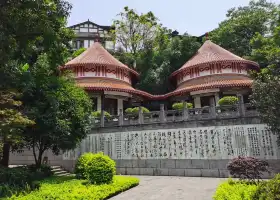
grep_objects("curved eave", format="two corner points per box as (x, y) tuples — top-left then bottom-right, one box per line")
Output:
(165, 80), (253, 98)
(84, 87), (154, 99)
(169, 60), (259, 80)
(59, 63), (140, 79)
(76, 79), (253, 101)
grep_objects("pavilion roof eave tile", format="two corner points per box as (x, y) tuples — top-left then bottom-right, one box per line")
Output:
(170, 59), (259, 79)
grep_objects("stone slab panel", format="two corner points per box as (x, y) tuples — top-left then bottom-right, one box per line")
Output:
(126, 168), (140, 175)
(161, 159), (176, 169)
(146, 160), (160, 168)
(116, 168), (126, 175)
(201, 169), (219, 177)
(137, 160), (146, 168)
(185, 169), (202, 177)
(191, 159), (209, 169)
(139, 168), (154, 176)
(208, 160), (229, 169)
(118, 160), (133, 168)
(175, 160), (192, 169)
(153, 168), (169, 176)
(168, 169), (185, 176)
(219, 170), (229, 178)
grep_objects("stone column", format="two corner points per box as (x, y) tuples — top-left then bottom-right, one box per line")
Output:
(194, 96), (201, 108)
(138, 106), (143, 124)
(215, 93), (220, 106)
(182, 101), (189, 121)
(209, 97), (216, 118)
(160, 104), (166, 123)
(118, 109), (123, 126)
(117, 99), (123, 115)
(97, 96), (102, 111)
(237, 94), (245, 117)
(100, 94), (105, 127)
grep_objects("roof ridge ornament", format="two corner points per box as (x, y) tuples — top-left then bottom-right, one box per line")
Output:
(205, 32), (209, 41)
(94, 33), (101, 43)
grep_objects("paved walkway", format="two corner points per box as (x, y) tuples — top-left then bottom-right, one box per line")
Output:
(111, 176), (225, 200)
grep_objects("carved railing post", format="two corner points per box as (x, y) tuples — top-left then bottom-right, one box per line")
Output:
(237, 94), (245, 117)
(182, 101), (189, 121)
(118, 109), (123, 126)
(160, 104), (166, 123)
(138, 106), (143, 124)
(209, 97), (216, 118)
(100, 109), (105, 127)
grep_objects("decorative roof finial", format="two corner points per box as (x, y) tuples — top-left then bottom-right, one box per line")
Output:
(205, 32), (209, 40)
(94, 33), (101, 42)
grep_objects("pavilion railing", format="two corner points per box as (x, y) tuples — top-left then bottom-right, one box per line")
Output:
(91, 103), (259, 128)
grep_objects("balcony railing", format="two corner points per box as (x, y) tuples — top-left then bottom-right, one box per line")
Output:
(92, 103), (259, 128)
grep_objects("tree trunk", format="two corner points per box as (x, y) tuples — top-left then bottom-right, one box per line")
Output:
(0, 142), (10, 167)
(32, 143), (45, 168)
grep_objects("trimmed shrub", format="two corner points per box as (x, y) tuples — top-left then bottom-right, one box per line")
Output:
(213, 179), (258, 200)
(218, 96), (238, 106)
(125, 107), (150, 114)
(86, 152), (116, 185)
(92, 111), (111, 119)
(124, 108), (133, 113)
(74, 152), (95, 179)
(172, 102), (193, 110)
(227, 156), (270, 181)
(253, 173), (280, 199)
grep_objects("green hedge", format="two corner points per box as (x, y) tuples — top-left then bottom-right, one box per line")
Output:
(213, 179), (257, 200)
(9, 176), (139, 200)
(92, 111), (111, 118)
(218, 96), (239, 106)
(125, 107), (150, 114)
(214, 175), (280, 200)
(172, 102), (193, 110)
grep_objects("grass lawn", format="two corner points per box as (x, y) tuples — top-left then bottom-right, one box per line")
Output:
(8, 175), (139, 200)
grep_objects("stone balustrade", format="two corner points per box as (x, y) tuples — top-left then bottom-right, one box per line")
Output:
(93, 103), (258, 128)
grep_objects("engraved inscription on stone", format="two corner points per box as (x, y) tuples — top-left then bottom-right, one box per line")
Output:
(63, 124), (279, 160)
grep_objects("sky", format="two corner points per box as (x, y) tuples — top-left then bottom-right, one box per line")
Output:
(67, 0), (280, 36)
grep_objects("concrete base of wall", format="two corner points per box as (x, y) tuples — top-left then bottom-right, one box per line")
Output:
(114, 159), (280, 179)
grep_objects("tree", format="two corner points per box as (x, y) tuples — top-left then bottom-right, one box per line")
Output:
(135, 34), (201, 94)
(0, 0), (73, 166)
(0, 90), (34, 166)
(112, 6), (162, 57)
(251, 17), (280, 144)
(72, 48), (86, 58)
(21, 54), (92, 167)
(210, 0), (279, 57)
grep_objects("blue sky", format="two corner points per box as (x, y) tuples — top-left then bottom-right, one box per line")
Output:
(67, 0), (279, 36)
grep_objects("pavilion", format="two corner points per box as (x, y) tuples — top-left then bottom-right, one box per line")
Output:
(60, 42), (152, 115)
(167, 40), (259, 108)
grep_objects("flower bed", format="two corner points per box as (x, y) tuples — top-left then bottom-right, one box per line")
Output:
(9, 175), (139, 200)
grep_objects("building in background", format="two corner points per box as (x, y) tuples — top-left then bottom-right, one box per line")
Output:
(68, 20), (115, 50)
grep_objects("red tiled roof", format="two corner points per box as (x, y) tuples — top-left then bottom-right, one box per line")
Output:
(77, 79), (252, 100)
(62, 42), (139, 77)
(167, 79), (252, 97)
(77, 82), (154, 99)
(170, 40), (259, 78)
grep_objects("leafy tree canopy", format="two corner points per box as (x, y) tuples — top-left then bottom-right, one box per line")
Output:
(210, 0), (279, 57)
(21, 54), (93, 167)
